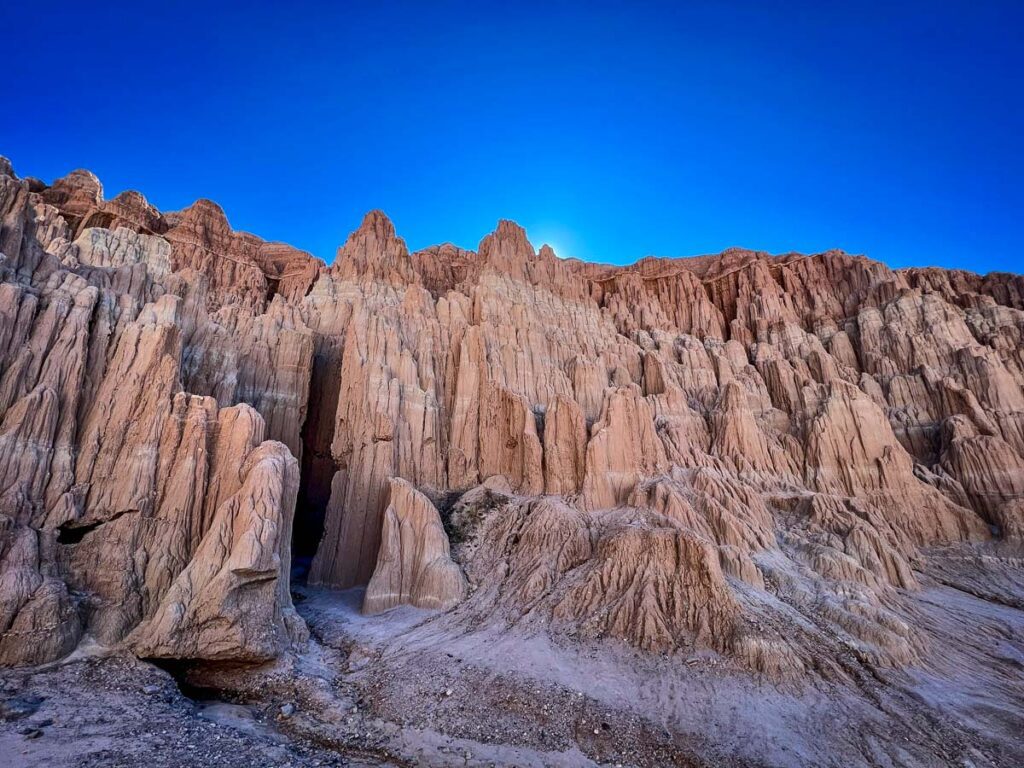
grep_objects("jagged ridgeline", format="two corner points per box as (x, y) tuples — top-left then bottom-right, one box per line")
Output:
(1, 155), (1023, 673)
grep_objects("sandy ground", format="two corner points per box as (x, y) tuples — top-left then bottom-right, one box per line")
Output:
(2, 570), (1022, 768)
(293, 581), (1024, 767)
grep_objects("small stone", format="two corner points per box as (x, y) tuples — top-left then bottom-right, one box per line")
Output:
(280, 703), (295, 717)
(142, 685), (161, 695)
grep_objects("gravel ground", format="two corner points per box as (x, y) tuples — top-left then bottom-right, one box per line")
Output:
(2, 574), (1022, 768)
(0, 652), (385, 768)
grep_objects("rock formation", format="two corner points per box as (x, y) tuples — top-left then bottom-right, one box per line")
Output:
(0, 154), (1023, 684)
(363, 478), (466, 614)
(0, 159), (314, 665)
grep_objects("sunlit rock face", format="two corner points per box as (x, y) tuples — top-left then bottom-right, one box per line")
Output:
(1, 155), (1023, 675)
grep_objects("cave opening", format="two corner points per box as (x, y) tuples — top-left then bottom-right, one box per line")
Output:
(264, 275), (281, 304)
(57, 519), (104, 545)
(290, 344), (344, 583)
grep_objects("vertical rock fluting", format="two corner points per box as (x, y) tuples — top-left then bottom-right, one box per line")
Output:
(307, 212), (450, 588)
(0, 160), (315, 665)
(1, 154), (1023, 674)
(363, 478), (466, 614)
(128, 438), (307, 661)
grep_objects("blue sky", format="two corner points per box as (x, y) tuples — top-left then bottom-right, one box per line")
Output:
(2, 1), (1021, 273)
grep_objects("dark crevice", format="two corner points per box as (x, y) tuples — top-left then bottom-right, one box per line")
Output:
(292, 345), (344, 582)
(57, 516), (109, 544)
(58, 508), (142, 547)
(149, 659), (223, 700)
(264, 275), (280, 304)
(147, 659), (253, 709)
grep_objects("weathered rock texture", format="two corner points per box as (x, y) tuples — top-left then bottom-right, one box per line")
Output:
(363, 478), (466, 614)
(0, 160), (313, 665)
(1, 155), (1023, 678)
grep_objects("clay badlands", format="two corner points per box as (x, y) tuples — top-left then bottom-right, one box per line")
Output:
(0, 156), (1023, 767)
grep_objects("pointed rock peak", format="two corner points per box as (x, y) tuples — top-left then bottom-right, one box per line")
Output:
(356, 209), (398, 238)
(494, 218), (528, 238)
(84, 189), (167, 237)
(0, 156), (14, 178)
(54, 169), (104, 200)
(478, 219), (535, 264)
(339, 209), (407, 256)
(333, 210), (415, 285)
(58, 168), (103, 191)
(539, 244), (557, 260)
(169, 198), (232, 238)
(110, 189), (164, 226)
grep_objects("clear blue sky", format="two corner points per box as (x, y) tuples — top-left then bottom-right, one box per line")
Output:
(2, 2), (1021, 273)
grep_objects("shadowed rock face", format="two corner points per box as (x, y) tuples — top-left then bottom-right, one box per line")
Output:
(0, 155), (1023, 676)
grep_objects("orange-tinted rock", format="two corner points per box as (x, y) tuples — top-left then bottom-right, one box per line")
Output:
(542, 394), (587, 496)
(1, 156), (1023, 680)
(940, 416), (1024, 536)
(552, 508), (740, 652)
(164, 199), (322, 312)
(581, 386), (668, 510)
(331, 210), (418, 286)
(39, 170), (103, 230)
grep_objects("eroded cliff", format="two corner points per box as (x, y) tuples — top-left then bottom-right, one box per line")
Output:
(1, 156), (1023, 682)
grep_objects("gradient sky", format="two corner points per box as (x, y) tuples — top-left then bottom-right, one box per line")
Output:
(2, 1), (1021, 273)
